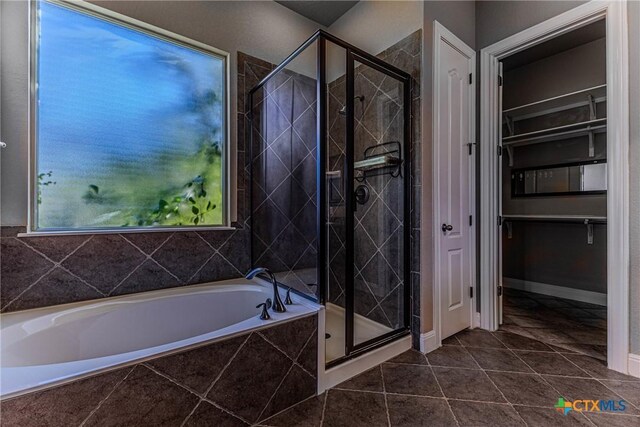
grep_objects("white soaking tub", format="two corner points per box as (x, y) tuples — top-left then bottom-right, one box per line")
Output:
(0, 277), (320, 398)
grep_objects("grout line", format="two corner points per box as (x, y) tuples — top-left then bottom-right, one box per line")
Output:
(179, 400), (202, 427)
(378, 365), (392, 427)
(319, 389), (329, 427)
(428, 365), (460, 426)
(144, 362), (252, 425)
(256, 363), (296, 422)
(79, 366), (136, 426)
(203, 334), (252, 397)
(462, 344), (530, 426)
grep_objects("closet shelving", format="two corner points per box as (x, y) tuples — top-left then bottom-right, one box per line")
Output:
(502, 84), (607, 152)
(501, 85), (608, 240)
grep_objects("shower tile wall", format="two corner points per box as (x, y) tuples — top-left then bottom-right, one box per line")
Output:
(250, 65), (319, 297)
(0, 313), (318, 426)
(0, 52), (268, 313)
(327, 31), (422, 339)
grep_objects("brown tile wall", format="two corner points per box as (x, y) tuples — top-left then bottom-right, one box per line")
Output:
(0, 52), (270, 313)
(0, 314), (318, 426)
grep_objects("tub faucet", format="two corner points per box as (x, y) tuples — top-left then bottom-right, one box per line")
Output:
(245, 267), (286, 313)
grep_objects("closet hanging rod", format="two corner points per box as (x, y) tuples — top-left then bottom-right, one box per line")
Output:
(502, 124), (607, 147)
(502, 214), (607, 224)
(502, 118), (607, 144)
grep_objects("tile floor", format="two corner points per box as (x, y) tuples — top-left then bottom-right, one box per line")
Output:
(258, 291), (639, 426)
(500, 289), (608, 361)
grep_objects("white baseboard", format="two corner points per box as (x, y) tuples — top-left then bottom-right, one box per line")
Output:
(629, 354), (640, 378)
(503, 277), (606, 306)
(419, 330), (439, 353)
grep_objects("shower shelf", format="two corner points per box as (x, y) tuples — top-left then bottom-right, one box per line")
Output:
(355, 141), (403, 181)
(354, 155), (401, 171)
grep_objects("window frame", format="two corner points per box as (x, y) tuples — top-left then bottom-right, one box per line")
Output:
(27, 0), (232, 235)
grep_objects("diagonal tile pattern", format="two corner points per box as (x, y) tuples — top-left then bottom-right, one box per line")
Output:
(501, 288), (609, 361)
(249, 61), (319, 299)
(326, 30), (422, 335)
(260, 328), (640, 427)
(0, 314), (318, 427)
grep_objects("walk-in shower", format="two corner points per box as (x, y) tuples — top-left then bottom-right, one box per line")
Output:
(249, 30), (411, 367)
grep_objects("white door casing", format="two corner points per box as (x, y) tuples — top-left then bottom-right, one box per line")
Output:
(479, 1), (630, 373)
(433, 22), (476, 340)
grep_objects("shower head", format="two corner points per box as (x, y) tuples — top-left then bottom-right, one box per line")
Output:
(338, 95), (365, 115)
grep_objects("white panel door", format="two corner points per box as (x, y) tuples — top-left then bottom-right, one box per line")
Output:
(434, 23), (475, 339)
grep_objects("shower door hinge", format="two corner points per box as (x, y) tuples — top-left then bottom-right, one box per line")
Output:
(497, 145), (503, 156)
(469, 73), (473, 84)
(470, 286), (473, 299)
(497, 286), (503, 297)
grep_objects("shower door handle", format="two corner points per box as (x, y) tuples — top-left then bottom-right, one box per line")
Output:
(441, 223), (453, 233)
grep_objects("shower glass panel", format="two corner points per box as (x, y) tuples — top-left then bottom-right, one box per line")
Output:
(249, 40), (319, 300)
(351, 59), (406, 347)
(249, 31), (411, 367)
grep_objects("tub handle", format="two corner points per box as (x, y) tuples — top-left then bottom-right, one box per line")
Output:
(285, 287), (293, 305)
(256, 298), (272, 320)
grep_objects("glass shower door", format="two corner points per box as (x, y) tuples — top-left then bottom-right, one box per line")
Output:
(346, 52), (410, 353)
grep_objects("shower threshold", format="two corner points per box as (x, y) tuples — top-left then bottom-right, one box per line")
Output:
(324, 303), (393, 363)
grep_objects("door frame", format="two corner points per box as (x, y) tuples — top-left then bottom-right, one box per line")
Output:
(432, 21), (477, 347)
(479, 0), (630, 373)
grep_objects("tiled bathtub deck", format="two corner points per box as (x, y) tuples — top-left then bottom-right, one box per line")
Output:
(261, 329), (640, 427)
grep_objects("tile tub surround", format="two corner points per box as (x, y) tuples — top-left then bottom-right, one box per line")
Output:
(326, 30), (422, 338)
(259, 328), (640, 427)
(0, 52), (271, 313)
(0, 314), (318, 426)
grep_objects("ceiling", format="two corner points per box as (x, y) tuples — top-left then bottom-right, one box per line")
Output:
(275, 1), (359, 26)
(502, 19), (606, 71)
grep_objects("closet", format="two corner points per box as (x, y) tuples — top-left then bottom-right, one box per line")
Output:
(499, 19), (608, 359)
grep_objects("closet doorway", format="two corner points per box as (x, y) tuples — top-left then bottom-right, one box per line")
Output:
(479, 1), (630, 374)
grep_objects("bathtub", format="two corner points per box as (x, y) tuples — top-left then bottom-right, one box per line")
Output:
(0, 277), (320, 398)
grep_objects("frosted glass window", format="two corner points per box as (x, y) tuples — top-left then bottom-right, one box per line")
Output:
(33, 1), (227, 230)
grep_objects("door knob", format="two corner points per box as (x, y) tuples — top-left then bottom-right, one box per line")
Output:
(441, 223), (453, 232)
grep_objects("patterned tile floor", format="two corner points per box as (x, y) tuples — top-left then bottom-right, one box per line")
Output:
(500, 289), (608, 361)
(257, 291), (639, 426)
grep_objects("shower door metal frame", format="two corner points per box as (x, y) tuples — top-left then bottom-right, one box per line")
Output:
(340, 49), (412, 366)
(248, 30), (412, 368)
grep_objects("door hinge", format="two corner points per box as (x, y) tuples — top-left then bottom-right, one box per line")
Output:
(497, 215), (502, 226)
(498, 75), (503, 86)
(497, 285), (503, 297)
(469, 215), (473, 226)
(470, 286), (474, 298)
(497, 145), (503, 156)
(469, 73), (473, 84)
(467, 142), (477, 155)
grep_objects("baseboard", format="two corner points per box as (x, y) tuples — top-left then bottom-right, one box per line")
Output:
(419, 330), (439, 353)
(629, 354), (640, 378)
(503, 277), (606, 306)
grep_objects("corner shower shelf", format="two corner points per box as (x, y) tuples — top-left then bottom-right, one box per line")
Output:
(354, 141), (403, 181)
(354, 155), (401, 171)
